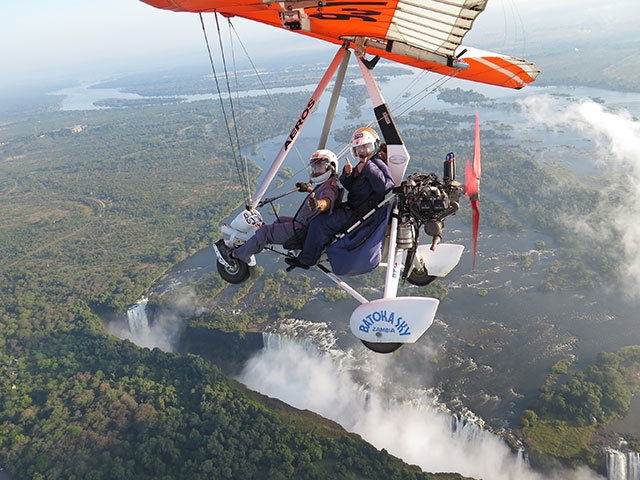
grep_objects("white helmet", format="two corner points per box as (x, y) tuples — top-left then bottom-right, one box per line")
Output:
(309, 149), (338, 184)
(350, 127), (380, 160)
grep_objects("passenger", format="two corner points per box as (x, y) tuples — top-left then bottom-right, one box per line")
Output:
(216, 149), (340, 265)
(285, 127), (395, 270)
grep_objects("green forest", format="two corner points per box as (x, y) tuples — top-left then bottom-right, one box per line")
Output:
(519, 346), (640, 472)
(0, 59), (634, 478)
(0, 87), (482, 479)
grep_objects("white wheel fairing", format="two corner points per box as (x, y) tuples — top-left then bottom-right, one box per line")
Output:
(416, 243), (464, 278)
(350, 297), (439, 345)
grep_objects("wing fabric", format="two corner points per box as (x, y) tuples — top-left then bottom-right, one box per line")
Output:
(139, 0), (539, 89)
(138, 0), (486, 51)
(383, 0), (488, 58)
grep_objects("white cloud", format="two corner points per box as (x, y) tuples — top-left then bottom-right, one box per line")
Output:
(520, 95), (640, 294)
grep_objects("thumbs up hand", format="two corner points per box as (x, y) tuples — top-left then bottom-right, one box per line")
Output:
(343, 157), (353, 175)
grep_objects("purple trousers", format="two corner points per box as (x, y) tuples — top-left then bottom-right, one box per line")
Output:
(233, 216), (304, 263)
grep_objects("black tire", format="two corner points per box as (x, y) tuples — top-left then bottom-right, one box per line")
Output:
(406, 266), (437, 286)
(361, 340), (403, 354)
(216, 257), (250, 284)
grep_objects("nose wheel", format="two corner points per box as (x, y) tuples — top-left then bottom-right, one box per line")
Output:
(361, 340), (403, 354)
(216, 257), (250, 284)
(213, 241), (251, 284)
(406, 266), (436, 286)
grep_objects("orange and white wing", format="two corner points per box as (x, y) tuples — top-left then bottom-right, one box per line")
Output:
(140, 0), (539, 89)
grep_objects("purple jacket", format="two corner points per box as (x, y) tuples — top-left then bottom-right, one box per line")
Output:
(340, 154), (395, 210)
(293, 175), (341, 225)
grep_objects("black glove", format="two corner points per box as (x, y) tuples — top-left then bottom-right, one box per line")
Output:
(296, 182), (312, 192)
(307, 194), (318, 211)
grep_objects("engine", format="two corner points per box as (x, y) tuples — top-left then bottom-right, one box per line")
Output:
(395, 172), (463, 248)
(397, 173), (461, 224)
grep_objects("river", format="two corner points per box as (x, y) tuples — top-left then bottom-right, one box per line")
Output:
(95, 66), (640, 478)
(117, 73), (640, 413)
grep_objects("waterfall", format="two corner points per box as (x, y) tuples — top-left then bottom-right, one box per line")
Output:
(608, 449), (640, 480)
(240, 334), (543, 480)
(263, 318), (338, 353)
(116, 295), (183, 352)
(126, 297), (150, 336)
(632, 453), (640, 480)
(263, 331), (319, 354)
(451, 413), (491, 444)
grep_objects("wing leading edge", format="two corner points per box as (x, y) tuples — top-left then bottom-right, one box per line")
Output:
(139, 0), (539, 89)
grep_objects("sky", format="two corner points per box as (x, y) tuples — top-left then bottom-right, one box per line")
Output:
(1, 0), (322, 88)
(2, 0), (628, 90)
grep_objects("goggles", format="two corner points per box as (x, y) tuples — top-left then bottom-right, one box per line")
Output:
(310, 158), (331, 174)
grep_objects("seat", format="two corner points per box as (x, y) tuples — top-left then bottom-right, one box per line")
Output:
(325, 205), (391, 276)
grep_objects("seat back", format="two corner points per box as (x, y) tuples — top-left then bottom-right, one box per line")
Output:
(326, 205), (391, 276)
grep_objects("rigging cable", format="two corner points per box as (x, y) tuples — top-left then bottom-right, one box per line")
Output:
(390, 69), (462, 118)
(213, 13), (251, 202)
(226, 20), (312, 190)
(198, 12), (252, 204)
(224, 18), (251, 196)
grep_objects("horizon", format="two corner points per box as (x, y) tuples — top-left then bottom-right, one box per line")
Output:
(2, 0), (635, 92)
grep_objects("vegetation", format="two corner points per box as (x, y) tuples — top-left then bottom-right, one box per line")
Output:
(0, 84), (473, 478)
(483, 149), (607, 278)
(189, 269), (314, 333)
(0, 48), (636, 478)
(520, 347), (640, 470)
(436, 88), (491, 106)
(1, 328), (449, 479)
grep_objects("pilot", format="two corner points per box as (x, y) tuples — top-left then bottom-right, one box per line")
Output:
(286, 127), (395, 270)
(216, 149), (341, 265)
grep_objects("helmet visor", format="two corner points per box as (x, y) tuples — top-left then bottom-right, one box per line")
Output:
(310, 158), (331, 175)
(352, 143), (374, 159)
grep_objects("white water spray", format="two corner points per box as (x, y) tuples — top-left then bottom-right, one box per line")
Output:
(520, 94), (640, 296)
(608, 450), (640, 480)
(106, 295), (186, 352)
(238, 335), (603, 480)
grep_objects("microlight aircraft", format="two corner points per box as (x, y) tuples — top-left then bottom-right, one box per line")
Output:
(138, 0), (539, 353)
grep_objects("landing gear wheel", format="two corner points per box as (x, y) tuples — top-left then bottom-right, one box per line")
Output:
(406, 267), (436, 286)
(216, 258), (250, 284)
(361, 340), (403, 354)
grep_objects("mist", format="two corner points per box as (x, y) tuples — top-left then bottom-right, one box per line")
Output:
(238, 339), (604, 480)
(105, 289), (204, 352)
(520, 94), (640, 296)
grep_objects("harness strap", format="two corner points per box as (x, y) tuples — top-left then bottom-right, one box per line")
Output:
(332, 192), (396, 243)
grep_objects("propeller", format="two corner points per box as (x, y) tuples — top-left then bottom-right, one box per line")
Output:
(465, 111), (481, 269)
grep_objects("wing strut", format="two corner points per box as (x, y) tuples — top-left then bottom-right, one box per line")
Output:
(318, 49), (351, 149)
(250, 45), (350, 208)
(317, 264), (369, 304)
(355, 56), (410, 185)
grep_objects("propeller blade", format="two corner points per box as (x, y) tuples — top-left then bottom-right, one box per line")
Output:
(474, 110), (482, 180)
(465, 159), (479, 197)
(471, 200), (480, 270)
(465, 111), (482, 269)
